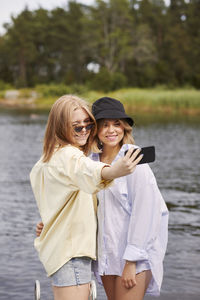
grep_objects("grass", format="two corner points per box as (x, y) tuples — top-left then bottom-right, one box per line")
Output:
(1, 86), (200, 115)
(85, 88), (200, 115)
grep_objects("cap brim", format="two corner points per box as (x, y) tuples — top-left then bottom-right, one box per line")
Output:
(94, 110), (134, 126)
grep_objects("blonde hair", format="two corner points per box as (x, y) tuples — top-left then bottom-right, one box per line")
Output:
(91, 119), (135, 153)
(43, 94), (96, 162)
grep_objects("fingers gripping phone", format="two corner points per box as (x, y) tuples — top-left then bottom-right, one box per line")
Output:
(124, 146), (155, 165)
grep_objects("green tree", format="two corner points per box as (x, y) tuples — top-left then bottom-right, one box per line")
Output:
(48, 2), (90, 84)
(29, 8), (53, 85)
(186, 0), (200, 87)
(0, 36), (13, 84)
(0, 0), (199, 88)
(130, 0), (168, 85)
(126, 24), (158, 86)
(4, 8), (37, 87)
(163, 0), (192, 85)
(88, 0), (134, 74)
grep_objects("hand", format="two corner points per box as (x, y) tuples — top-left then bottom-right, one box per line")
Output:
(113, 147), (142, 178)
(121, 261), (137, 289)
(36, 221), (44, 237)
(102, 148), (142, 180)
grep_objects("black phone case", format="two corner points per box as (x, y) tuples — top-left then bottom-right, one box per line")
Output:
(125, 146), (155, 164)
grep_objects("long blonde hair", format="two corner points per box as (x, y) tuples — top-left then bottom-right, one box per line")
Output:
(43, 95), (96, 162)
(91, 119), (135, 153)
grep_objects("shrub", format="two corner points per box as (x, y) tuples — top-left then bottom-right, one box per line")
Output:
(89, 68), (127, 92)
(0, 80), (13, 91)
(35, 83), (89, 98)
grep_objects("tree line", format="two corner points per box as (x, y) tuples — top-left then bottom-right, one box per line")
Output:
(0, 0), (199, 91)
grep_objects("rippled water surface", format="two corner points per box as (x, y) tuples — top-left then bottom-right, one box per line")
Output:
(0, 111), (200, 299)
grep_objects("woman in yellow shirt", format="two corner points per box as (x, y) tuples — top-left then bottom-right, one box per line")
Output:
(30, 94), (142, 300)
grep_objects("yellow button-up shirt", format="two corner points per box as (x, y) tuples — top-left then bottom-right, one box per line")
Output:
(30, 145), (111, 276)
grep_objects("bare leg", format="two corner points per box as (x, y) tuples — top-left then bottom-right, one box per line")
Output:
(115, 270), (152, 300)
(101, 275), (116, 300)
(52, 283), (90, 300)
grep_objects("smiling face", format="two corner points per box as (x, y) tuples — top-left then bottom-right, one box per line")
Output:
(71, 108), (92, 147)
(97, 119), (125, 149)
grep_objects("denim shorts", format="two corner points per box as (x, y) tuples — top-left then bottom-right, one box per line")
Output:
(50, 257), (92, 287)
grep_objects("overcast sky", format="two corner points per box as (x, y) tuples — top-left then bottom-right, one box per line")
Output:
(0, 0), (94, 34)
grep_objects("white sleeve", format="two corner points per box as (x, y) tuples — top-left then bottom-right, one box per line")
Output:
(123, 164), (163, 261)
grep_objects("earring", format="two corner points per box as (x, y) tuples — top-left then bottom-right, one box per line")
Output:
(98, 139), (103, 149)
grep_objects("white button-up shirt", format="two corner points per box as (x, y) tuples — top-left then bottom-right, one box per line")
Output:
(90, 144), (169, 296)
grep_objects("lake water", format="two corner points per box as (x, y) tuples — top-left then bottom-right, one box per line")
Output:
(0, 110), (200, 300)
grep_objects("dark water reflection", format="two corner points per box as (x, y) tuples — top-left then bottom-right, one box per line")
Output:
(0, 110), (200, 299)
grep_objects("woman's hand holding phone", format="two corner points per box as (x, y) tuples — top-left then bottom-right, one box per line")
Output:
(124, 146), (155, 165)
(101, 148), (142, 180)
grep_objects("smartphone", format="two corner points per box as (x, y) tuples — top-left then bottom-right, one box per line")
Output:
(124, 146), (155, 164)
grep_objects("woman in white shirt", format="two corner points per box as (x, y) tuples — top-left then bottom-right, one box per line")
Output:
(90, 97), (169, 300)
(31, 94), (142, 300)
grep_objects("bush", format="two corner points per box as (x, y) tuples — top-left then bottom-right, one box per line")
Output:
(35, 84), (71, 98)
(89, 68), (127, 92)
(68, 83), (89, 95)
(35, 83), (89, 98)
(110, 72), (127, 91)
(0, 80), (13, 91)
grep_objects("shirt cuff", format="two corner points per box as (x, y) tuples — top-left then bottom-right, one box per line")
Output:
(123, 244), (149, 262)
(99, 178), (113, 188)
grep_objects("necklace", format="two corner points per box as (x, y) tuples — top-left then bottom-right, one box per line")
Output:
(100, 153), (118, 164)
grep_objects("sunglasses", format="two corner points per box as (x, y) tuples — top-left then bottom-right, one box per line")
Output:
(73, 123), (94, 133)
